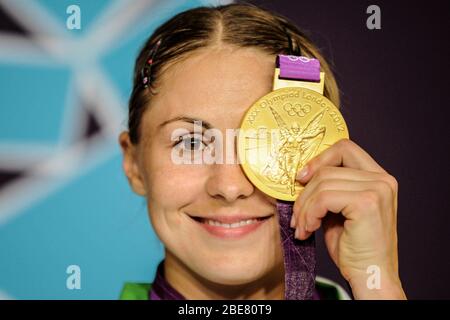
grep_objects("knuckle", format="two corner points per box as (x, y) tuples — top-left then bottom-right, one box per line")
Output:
(314, 166), (331, 181)
(358, 190), (381, 211)
(384, 173), (399, 192)
(315, 177), (339, 194)
(337, 138), (353, 150)
(314, 190), (330, 210)
(316, 179), (330, 192)
(374, 180), (392, 196)
(306, 216), (321, 231)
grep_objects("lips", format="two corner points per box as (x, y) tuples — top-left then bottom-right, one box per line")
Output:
(188, 214), (272, 225)
(187, 213), (273, 239)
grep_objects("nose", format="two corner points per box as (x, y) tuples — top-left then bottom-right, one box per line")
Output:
(206, 163), (254, 203)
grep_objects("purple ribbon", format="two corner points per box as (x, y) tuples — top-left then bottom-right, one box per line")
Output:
(277, 55), (321, 82)
(277, 201), (316, 300)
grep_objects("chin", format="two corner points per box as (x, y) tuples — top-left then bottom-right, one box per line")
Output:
(195, 257), (275, 286)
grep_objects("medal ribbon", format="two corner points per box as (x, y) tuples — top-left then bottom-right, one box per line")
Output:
(277, 55), (321, 82)
(276, 54), (320, 300)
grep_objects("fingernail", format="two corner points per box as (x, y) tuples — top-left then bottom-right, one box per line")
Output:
(290, 215), (296, 228)
(297, 166), (309, 180)
(304, 222), (308, 232)
(294, 228), (300, 239)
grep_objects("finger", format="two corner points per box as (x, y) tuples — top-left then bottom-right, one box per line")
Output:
(293, 177), (364, 228)
(292, 167), (396, 226)
(292, 170), (393, 228)
(322, 213), (345, 261)
(294, 188), (384, 240)
(296, 138), (386, 184)
(295, 180), (371, 234)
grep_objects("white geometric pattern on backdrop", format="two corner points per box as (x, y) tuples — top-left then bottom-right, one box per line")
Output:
(0, 0), (231, 225)
(0, 0), (232, 299)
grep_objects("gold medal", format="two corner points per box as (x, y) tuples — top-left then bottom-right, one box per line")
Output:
(238, 57), (349, 201)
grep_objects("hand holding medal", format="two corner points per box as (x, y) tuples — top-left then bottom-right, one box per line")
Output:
(238, 54), (406, 299)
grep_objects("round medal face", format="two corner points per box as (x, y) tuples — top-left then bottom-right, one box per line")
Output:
(238, 87), (349, 201)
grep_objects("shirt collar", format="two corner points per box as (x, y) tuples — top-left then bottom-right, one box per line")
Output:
(149, 259), (321, 300)
(149, 260), (186, 300)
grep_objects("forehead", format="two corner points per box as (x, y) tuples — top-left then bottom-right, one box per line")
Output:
(148, 45), (275, 130)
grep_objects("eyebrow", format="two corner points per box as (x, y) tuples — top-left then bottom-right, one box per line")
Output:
(157, 116), (213, 130)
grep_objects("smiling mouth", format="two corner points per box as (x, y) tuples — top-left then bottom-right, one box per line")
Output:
(188, 215), (272, 229)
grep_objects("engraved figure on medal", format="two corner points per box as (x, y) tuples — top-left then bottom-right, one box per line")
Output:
(261, 107), (326, 196)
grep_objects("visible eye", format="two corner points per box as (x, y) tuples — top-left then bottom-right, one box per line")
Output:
(174, 134), (207, 151)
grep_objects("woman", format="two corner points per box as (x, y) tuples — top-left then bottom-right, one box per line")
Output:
(118, 3), (406, 300)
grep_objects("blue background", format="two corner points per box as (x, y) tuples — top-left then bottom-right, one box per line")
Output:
(0, 0), (226, 299)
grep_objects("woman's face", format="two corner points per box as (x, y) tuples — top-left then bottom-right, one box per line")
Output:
(121, 45), (284, 286)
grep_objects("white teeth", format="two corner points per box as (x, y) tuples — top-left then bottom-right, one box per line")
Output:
(204, 218), (259, 228)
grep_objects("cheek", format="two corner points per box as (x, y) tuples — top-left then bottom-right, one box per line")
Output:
(143, 150), (208, 245)
(152, 166), (204, 203)
(143, 149), (207, 217)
